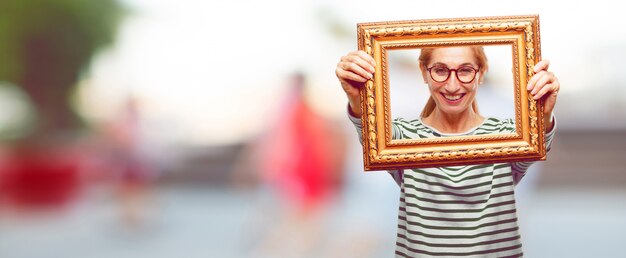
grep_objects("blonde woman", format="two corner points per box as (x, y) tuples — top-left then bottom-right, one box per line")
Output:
(336, 46), (559, 257)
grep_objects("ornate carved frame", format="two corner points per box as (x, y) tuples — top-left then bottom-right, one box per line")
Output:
(357, 15), (545, 171)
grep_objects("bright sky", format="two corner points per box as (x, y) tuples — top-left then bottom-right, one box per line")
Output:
(75, 0), (626, 146)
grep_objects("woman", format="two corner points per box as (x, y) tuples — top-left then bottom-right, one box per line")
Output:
(336, 46), (559, 257)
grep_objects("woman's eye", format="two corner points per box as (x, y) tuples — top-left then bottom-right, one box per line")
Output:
(458, 67), (474, 75)
(433, 67), (448, 75)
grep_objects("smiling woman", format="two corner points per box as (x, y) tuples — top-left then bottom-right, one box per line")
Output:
(349, 16), (557, 171)
(388, 45), (516, 137)
(417, 46), (488, 134)
(335, 15), (562, 256)
(337, 45), (559, 256)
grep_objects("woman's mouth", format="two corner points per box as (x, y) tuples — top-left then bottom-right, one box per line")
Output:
(441, 93), (465, 102)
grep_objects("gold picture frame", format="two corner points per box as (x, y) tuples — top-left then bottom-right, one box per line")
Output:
(357, 15), (546, 171)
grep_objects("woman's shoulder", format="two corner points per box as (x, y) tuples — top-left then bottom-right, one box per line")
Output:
(483, 117), (515, 125)
(475, 117), (516, 134)
(392, 117), (434, 130)
(392, 117), (434, 139)
(393, 117), (420, 125)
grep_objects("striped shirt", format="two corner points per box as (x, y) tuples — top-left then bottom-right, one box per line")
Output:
(349, 114), (555, 257)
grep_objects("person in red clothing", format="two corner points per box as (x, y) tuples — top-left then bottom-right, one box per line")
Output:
(259, 72), (344, 212)
(234, 72), (348, 256)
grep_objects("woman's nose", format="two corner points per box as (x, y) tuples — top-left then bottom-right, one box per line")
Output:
(444, 71), (462, 92)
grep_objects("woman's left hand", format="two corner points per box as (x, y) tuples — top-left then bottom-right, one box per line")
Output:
(527, 59), (559, 130)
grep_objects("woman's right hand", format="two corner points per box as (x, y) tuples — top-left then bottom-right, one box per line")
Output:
(335, 50), (376, 117)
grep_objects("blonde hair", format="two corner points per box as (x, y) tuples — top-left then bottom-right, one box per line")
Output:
(418, 46), (488, 118)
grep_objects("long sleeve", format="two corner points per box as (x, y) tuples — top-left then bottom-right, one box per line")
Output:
(347, 107), (364, 144)
(511, 114), (557, 184)
(348, 106), (404, 186)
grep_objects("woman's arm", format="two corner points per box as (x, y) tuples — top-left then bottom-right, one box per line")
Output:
(339, 50), (429, 187)
(511, 114), (557, 184)
(512, 59), (560, 184)
(347, 109), (403, 186)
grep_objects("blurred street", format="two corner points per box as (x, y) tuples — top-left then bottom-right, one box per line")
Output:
(2, 130), (626, 258)
(1, 1), (626, 258)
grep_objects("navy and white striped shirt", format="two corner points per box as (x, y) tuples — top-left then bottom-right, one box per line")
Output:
(350, 114), (555, 257)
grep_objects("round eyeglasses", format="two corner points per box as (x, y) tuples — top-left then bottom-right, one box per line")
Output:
(427, 66), (479, 83)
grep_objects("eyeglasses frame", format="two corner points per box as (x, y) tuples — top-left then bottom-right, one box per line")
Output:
(426, 65), (481, 83)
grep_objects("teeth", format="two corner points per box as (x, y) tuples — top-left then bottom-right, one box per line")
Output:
(443, 94), (462, 101)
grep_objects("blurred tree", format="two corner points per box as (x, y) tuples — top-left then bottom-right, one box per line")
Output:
(0, 0), (123, 141)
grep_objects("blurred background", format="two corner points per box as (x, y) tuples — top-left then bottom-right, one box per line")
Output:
(0, 0), (625, 258)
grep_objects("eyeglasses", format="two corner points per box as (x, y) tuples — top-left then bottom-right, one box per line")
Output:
(427, 65), (479, 83)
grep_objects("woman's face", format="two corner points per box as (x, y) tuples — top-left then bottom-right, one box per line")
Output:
(421, 47), (482, 116)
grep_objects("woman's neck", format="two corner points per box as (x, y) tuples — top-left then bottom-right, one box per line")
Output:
(422, 108), (484, 134)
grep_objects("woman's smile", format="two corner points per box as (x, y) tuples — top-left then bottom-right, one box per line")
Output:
(441, 93), (465, 102)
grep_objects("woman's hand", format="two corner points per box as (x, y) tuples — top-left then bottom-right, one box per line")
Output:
(335, 50), (376, 117)
(527, 59), (559, 131)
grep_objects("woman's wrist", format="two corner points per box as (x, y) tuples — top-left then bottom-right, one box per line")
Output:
(545, 112), (555, 133)
(348, 99), (362, 117)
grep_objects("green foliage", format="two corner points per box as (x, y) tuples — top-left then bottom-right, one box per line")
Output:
(0, 0), (124, 138)
(0, 0), (123, 83)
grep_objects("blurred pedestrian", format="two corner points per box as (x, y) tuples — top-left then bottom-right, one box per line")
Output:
(233, 72), (348, 257)
(104, 96), (156, 229)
